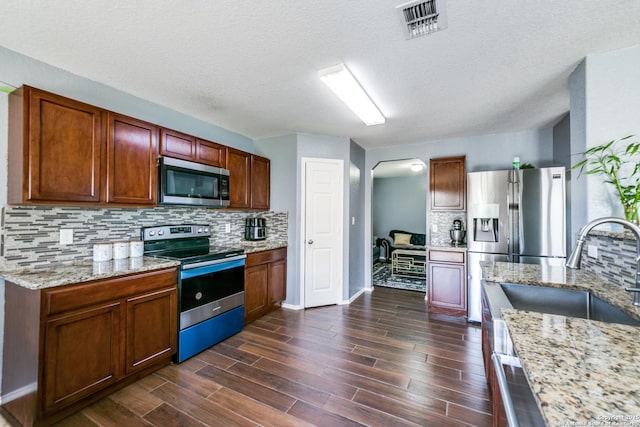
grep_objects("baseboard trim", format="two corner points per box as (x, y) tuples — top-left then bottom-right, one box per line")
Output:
(340, 288), (364, 305)
(281, 302), (303, 310)
(1, 381), (37, 405)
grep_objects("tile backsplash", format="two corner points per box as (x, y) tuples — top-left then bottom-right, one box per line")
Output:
(429, 211), (467, 245)
(580, 230), (638, 289)
(0, 206), (287, 269)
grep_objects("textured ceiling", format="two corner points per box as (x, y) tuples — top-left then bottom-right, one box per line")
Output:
(2, 1), (640, 149)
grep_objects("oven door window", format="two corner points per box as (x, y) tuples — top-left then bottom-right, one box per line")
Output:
(180, 264), (244, 312)
(165, 166), (219, 200)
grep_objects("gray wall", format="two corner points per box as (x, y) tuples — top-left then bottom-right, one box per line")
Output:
(0, 46), (253, 152)
(254, 135), (299, 305)
(568, 45), (640, 237)
(349, 140), (366, 298)
(372, 175), (427, 239)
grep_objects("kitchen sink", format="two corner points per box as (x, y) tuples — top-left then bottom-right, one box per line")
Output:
(500, 283), (640, 326)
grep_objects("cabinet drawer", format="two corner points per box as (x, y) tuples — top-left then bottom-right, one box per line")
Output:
(428, 250), (465, 264)
(245, 247), (287, 267)
(44, 268), (177, 315)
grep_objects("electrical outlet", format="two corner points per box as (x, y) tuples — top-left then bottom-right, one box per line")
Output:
(432, 223), (438, 233)
(351, 217), (356, 225)
(587, 245), (598, 259)
(225, 223), (231, 233)
(60, 229), (73, 245)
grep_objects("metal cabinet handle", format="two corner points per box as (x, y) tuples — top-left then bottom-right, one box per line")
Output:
(492, 353), (521, 427)
(308, 239), (314, 244)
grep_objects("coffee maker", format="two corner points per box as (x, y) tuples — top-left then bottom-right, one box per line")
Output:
(244, 217), (266, 241)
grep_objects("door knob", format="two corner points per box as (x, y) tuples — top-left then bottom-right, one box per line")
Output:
(308, 239), (314, 244)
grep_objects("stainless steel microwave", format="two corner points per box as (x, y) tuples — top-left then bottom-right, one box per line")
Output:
(158, 157), (230, 208)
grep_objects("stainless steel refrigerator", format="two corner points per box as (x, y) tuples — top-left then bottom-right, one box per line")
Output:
(466, 167), (567, 322)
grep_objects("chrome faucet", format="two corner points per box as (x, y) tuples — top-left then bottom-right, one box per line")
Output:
(566, 217), (640, 306)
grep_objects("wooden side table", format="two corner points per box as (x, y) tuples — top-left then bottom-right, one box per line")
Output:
(391, 249), (427, 278)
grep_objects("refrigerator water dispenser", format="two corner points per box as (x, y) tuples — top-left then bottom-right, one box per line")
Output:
(474, 218), (499, 242)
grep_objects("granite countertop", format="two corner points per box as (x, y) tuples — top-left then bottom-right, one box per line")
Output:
(427, 242), (467, 251)
(0, 242), (287, 290)
(232, 240), (288, 253)
(0, 257), (181, 290)
(482, 261), (640, 425)
(502, 309), (640, 425)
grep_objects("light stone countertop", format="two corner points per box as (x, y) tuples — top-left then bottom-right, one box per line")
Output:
(0, 242), (288, 290)
(502, 309), (640, 425)
(482, 261), (640, 425)
(228, 240), (288, 254)
(427, 243), (467, 252)
(0, 257), (181, 290)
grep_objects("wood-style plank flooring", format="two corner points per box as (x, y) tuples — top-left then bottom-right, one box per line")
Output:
(50, 287), (492, 426)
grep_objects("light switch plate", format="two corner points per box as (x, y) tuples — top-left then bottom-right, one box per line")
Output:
(587, 245), (598, 259)
(60, 229), (73, 245)
(225, 223), (231, 233)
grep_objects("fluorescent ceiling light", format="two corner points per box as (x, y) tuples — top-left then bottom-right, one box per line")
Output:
(410, 163), (424, 172)
(319, 64), (385, 126)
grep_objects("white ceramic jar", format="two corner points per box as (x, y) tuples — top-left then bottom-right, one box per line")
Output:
(130, 240), (144, 258)
(113, 241), (129, 260)
(93, 243), (113, 262)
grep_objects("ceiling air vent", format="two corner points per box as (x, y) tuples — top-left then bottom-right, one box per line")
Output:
(397, 0), (447, 39)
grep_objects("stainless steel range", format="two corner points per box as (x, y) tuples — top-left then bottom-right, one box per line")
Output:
(142, 224), (246, 363)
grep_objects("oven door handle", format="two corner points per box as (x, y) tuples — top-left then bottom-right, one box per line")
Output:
(181, 255), (246, 278)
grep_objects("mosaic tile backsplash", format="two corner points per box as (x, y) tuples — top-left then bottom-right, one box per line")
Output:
(0, 206), (288, 269)
(580, 230), (638, 289)
(429, 211), (468, 245)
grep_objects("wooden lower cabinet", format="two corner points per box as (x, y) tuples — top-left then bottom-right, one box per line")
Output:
(244, 248), (287, 324)
(427, 249), (467, 316)
(1, 267), (177, 426)
(43, 302), (122, 414)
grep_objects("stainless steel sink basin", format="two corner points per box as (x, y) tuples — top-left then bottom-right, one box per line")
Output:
(500, 283), (640, 326)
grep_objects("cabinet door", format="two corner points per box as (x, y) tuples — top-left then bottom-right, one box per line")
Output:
(244, 264), (269, 323)
(428, 262), (467, 315)
(268, 259), (287, 306)
(159, 128), (195, 161)
(196, 139), (226, 167)
(227, 148), (251, 209)
(250, 155), (270, 210)
(125, 287), (177, 374)
(107, 113), (158, 205)
(430, 156), (466, 210)
(26, 87), (105, 203)
(43, 302), (121, 414)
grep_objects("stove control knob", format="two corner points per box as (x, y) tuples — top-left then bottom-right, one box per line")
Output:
(149, 231), (156, 236)
(158, 230), (164, 236)
(197, 227), (203, 233)
(204, 227), (210, 233)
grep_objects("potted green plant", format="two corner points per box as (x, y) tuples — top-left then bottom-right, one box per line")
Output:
(572, 135), (640, 225)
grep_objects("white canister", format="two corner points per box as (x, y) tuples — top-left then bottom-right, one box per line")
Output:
(93, 243), (113, 262)
(130, 240), (144, 258)
(113, 241), (129, 260)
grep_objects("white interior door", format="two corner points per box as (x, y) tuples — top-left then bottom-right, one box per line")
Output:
(302, 157), (343, 308)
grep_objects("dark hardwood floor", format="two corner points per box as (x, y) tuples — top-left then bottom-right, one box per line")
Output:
(50, 287), (492, 427)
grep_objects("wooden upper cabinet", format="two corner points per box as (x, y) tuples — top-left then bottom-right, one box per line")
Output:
(430, 156), (466, 211)
(250, 154), (270, 210)
(159, 128), (226, 167)
(227, 148), (252, 209)
(10, 86), (105, 203)
(195, 139), (226, 167)
(159, 128), (195, 161)
(107, 113), (158, 205)
(226, 148), (271, 210)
